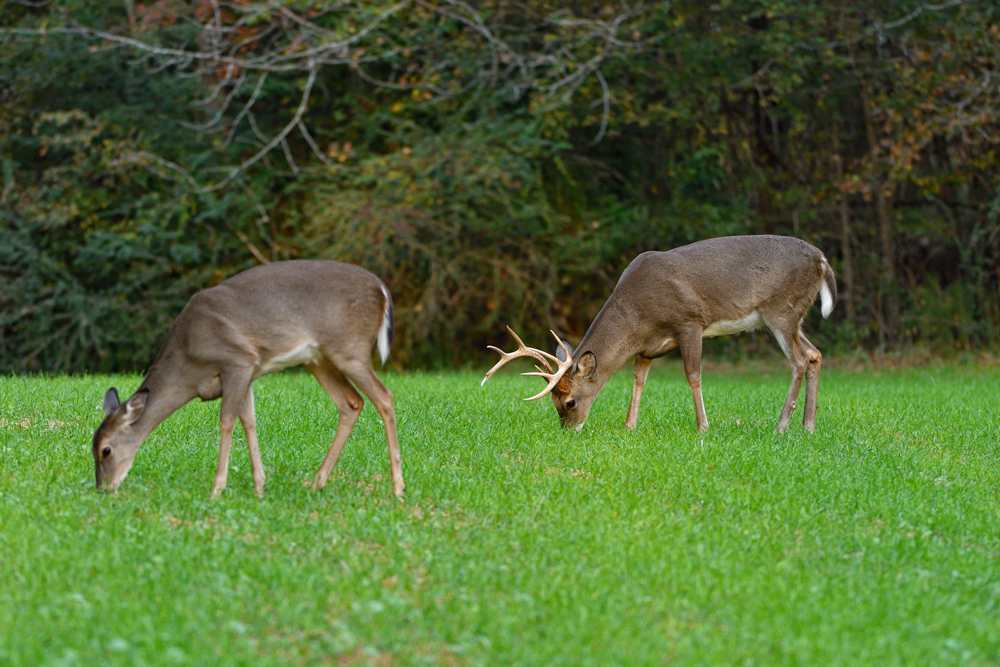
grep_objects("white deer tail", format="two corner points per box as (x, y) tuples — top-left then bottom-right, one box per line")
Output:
(377, 284), (393, 365)
(819, 258), (837, 319)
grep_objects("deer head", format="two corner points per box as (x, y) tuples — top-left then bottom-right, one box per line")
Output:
(92, 387), (148, 491)
(481, 326), (599, 430)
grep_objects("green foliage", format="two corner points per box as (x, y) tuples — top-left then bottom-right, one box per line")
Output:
(2, 0), (998, 371)
(298, 119), (754, 366)
(0, 20), (272, 373)
(299, 120), (561, 367)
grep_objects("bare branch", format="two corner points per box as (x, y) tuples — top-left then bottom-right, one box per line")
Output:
(296, 119), (338, 168)
(264, 0), (413, 68)
(196, 62), (236, 107)
(109, 151), (199, 190)
(880, 0), (967, 30)
(221, 72), (269, 149)
(724, 0), (969, 90)
(182, 67), (248, 131)
(246, 111), (271, 146)
(955, 72), (992, 112)
(202, 63), (319, 192)
(280, 136), (299, 174)
(354, 64), (445, 95)
(2, 0), (657, 190)
(234, 229), (271, 264)
(587, 68), (610, 146)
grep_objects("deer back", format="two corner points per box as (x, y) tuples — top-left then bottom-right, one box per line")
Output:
(588, 235), (828, 354)
(160, 260), (391, 379)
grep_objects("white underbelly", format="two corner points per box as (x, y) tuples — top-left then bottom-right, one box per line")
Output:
(703, 309), (764, 338)
(257, 342), (324, 375)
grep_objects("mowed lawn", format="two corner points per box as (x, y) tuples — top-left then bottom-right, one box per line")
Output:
(1, 362), (998, 666)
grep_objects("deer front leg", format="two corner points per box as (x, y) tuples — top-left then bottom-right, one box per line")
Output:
(625, 356), (653, 430)
(677, 327), (709, 433)
(238, 385), (266, 498)
(212, 371), (252, 498)
(212, 423), (234, 498)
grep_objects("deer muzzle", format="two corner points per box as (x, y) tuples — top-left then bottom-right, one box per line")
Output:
(95, 459), (132, 492)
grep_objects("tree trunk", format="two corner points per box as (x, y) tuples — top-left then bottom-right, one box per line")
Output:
(831, 116), (854, 322)
(860, 80), (896, 347)
(124, 0), (135, 28)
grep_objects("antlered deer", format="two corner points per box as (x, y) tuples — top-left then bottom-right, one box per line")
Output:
(482, 235), (837, 433)
(92, 260), (404, 498)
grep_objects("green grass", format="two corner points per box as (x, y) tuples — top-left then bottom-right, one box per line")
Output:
(1, 362), (999, 666)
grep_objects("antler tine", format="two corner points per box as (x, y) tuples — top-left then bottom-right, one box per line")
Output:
(550, 329), (573, 363)
(481, 346), (514, 387)
(521, 330), (575, 401)
(504, 325), (528, 351)
(480, 326), (557, 387)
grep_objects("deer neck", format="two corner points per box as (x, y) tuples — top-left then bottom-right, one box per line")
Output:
(576, 299), (645, 389)
(130, 349), (199, 442)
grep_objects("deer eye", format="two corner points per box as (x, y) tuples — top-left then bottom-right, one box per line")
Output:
(102, 447), (112, 457)
(565, 399), (577, 410)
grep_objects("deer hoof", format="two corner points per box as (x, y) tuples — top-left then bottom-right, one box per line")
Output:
(310, 473), (326, 493)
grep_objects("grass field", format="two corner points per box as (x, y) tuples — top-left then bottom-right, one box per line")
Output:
(1, 362), (998, 666)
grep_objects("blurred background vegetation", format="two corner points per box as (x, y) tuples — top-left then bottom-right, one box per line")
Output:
(1, 0), (998, 373)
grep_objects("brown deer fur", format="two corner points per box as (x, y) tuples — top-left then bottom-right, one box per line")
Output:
(92, 260), (403, 498)
(486, 235), (837, 434)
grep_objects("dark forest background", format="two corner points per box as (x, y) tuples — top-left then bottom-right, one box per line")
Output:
(2, 0), (998, 373)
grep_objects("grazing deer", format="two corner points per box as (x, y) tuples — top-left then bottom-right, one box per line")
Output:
(482, 235), (837, 434)
(92, 260), (404, 498)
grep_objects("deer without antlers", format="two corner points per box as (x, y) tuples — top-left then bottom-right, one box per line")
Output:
(92, 260), (404, 498)
(482, 235), (837, 434)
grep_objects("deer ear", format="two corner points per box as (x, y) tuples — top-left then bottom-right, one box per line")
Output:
(556, 340), (575, 362)
(123, 390), (149, 425)
(573, 351), (596, 381)
(103, 388), (121, 416)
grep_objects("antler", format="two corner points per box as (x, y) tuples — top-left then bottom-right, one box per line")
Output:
(481, 326), (574, 401)
(520, 331), (574, 401)
(481, 326), (556, 386)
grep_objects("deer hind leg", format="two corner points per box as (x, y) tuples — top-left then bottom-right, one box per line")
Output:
(764, 315), (809, 434)
(677, 326), (709, 433)
(238, 384), (266, 498)
(337, 358), (404, 498)
(625, 356), (653, 431)
(212, 370), (253, 498)
(799, 331), (823, 434)
(306, 359), (365, 492)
